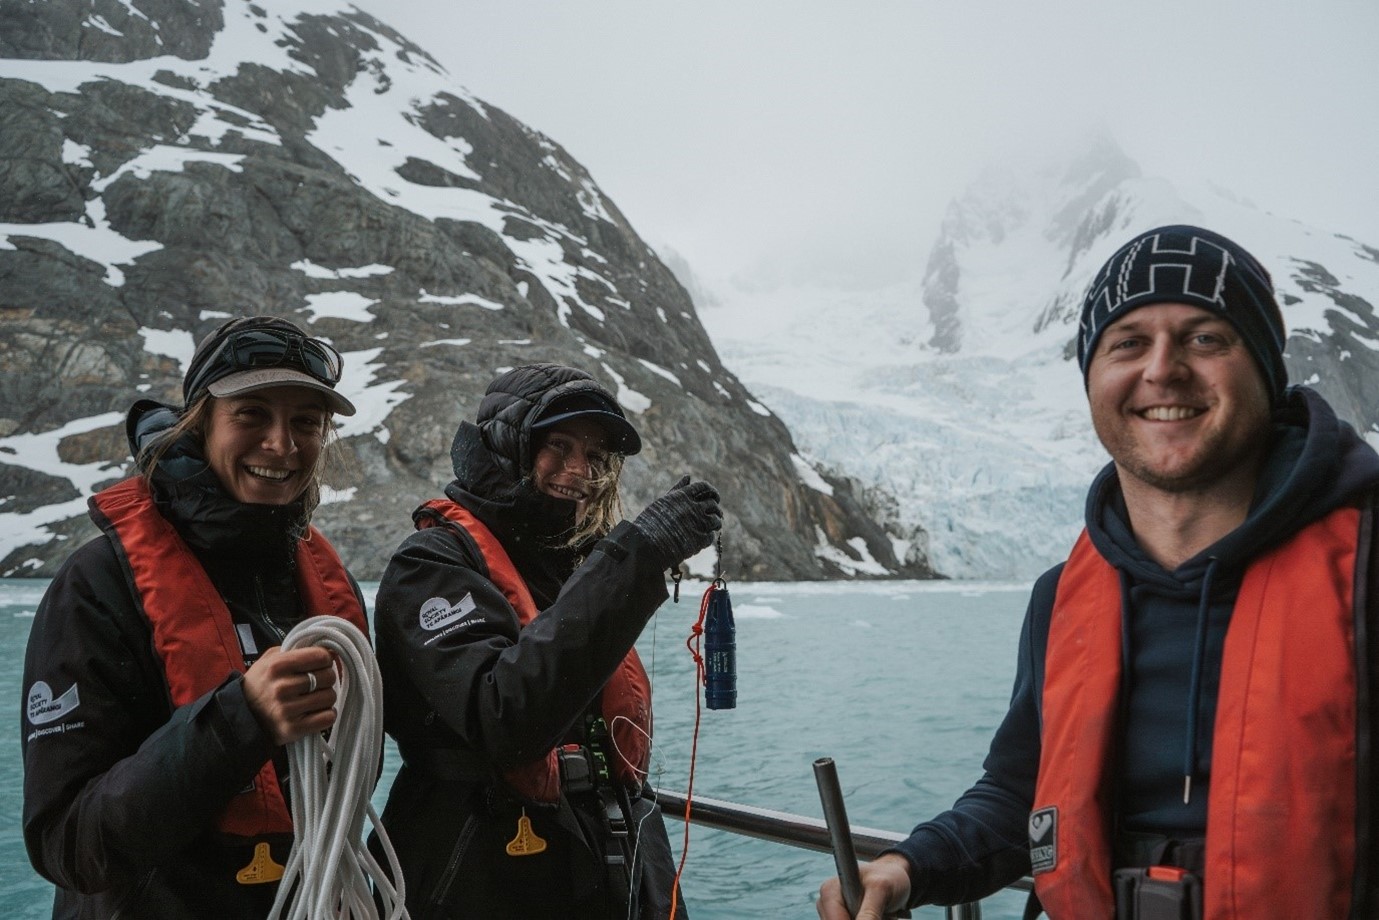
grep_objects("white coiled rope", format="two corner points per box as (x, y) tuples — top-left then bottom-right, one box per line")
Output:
(268, 616), (409, 920)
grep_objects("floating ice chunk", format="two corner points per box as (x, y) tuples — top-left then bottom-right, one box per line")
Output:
(733, 605), (785, 620)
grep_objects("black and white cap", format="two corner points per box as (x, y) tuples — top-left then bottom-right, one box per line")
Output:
(1077, 225), (1287, 403)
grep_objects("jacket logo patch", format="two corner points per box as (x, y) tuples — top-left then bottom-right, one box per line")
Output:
(1029, 807), (1057, 874)
(420, 593), (476, 631)
(27, 680), (80, 726)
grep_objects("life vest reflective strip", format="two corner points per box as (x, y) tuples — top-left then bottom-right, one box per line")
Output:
(1032, 507), (1360, 920)
(90, 477), (368, 838)
(416, 498), (652, 802)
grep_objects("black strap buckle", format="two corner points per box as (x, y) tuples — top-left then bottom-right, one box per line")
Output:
(557, 744), (597, 796)
(1113, 866), (1202, 920)
(601, 789), (628, 839)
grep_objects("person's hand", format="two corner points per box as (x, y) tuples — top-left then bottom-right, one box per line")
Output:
(632, 475), (722, 567)
(242, 645), (339, 745)
(817, 853), (913, 919)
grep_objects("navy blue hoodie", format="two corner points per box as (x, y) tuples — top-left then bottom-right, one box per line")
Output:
(888, 386), (1379, 908)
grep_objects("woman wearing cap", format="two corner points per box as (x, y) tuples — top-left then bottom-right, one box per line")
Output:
(371, 363), (721, 919)
(21, 316), (368, 919)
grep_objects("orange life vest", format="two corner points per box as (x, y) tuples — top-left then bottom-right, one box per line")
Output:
(1031, 506), (1360, 919)
(416, 498), (652, 802)
(91, 477), (368, 838)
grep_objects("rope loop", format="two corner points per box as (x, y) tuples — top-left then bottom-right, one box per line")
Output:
(268, 616), (409, 920)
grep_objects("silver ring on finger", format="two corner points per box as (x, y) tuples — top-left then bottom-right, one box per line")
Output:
(305, 671), (317, 694)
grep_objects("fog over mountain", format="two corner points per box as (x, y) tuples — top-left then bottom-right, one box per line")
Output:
(696, 134), (1379, 578)
(0, 0), (931, 581)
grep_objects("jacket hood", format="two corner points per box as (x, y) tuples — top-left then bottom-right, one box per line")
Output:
(458, 363), (632, 484)
(1087, 385), (1379, 588)
(445, 421), (583, 551)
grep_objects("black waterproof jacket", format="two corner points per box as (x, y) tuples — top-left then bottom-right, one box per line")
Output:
(20, 401), (366, 919)
(888, 386), (1379, 914)
(371, 364), (686, 920)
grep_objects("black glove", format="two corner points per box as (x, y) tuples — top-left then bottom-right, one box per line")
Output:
(633, 475), (722, 567)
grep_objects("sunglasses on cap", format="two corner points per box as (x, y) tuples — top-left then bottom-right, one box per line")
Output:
(184, 327), (343, 401)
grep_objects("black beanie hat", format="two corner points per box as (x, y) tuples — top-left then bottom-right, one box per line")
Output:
(1077, 225), (1287, 404)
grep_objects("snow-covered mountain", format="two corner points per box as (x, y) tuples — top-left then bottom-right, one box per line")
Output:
(3, 2), (1372, 582)
(0, 0), (933, 581)
(698, 136), (1379, 579)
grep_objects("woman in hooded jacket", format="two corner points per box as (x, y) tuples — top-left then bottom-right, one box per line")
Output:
(21, 316), (369, 919)
(370, 363), (721, 920)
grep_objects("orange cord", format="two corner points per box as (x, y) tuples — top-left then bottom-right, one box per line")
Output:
(668, 583), (715, 917)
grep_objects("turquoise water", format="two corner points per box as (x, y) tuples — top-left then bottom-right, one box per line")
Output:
(3, 578), (1032, 919)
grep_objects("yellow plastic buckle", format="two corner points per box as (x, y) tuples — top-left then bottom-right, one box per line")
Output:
(505, 809), (549, 857)
(236, 841), (285, 885)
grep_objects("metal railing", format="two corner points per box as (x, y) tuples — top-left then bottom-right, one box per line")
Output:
(655, 788), (1033, 920)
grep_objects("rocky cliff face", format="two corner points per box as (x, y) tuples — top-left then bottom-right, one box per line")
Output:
(0, 0), (934, 580)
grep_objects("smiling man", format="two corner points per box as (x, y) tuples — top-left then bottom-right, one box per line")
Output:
(818, 225), (1379, 920)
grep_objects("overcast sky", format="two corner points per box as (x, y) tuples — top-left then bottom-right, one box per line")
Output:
(349, 1), (1379, 291)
